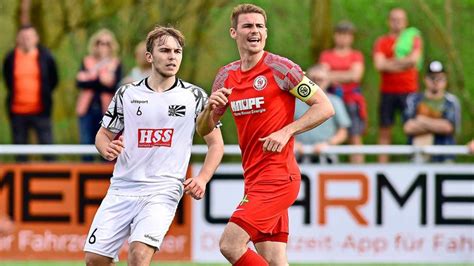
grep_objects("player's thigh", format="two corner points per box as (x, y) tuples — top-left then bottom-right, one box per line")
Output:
(220, 221), (251, 248)
(129, 194), (180, 250)
(84, 194), (137, 260)
(255, 241), (288, 266)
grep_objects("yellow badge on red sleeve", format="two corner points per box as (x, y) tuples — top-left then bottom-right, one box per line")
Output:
(290, 76), (320, 102)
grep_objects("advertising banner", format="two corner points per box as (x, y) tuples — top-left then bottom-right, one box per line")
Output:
(0, 164), (192, 261)
(191, 164), (474, 263)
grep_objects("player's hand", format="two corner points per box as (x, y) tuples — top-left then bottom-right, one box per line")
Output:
(183, 177), (207, 200)
(103, 135), (124, 161)
(259, 129), (291, 153)
(207, 88), (232, 111)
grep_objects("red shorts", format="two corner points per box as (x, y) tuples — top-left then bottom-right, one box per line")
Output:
(229, 176), (300, 243)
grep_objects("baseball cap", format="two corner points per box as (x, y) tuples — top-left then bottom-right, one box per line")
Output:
(334, 20), (356, 33)
(427, 60), (445, 74)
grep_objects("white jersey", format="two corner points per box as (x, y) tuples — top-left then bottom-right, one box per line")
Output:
(101, 77), (208, 196)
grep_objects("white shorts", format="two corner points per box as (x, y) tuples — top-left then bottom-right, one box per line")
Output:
(83, 188), (182, 261)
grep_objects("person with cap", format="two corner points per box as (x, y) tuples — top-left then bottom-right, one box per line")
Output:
(373, 8), (423, 163)
(403, 60), (461, 162)
(319, 20), (366, 163)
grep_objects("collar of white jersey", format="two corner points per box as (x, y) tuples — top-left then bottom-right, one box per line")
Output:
(144, 77), (180, 92)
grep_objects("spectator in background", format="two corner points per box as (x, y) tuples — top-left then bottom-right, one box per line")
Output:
(2, 25), (58, 162)
(403, 61), (461, 162)
(76, 28), (122, 161)
(320, 20), (366, 163)
(120, 41), (151, 84)
(294, 65), (351, 164)
(373, 8), (423, 163)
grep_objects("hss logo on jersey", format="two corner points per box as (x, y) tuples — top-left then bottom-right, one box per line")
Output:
(138, 128), (174, 147)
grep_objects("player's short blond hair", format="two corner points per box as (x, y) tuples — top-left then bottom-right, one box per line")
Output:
(230, 4), (267, 29)
(146, 26), (185, 53)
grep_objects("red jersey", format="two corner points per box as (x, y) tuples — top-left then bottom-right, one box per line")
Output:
(319, 49), (364, 94)
(213, 52), (303, 187)
(373, 34), (422, 94)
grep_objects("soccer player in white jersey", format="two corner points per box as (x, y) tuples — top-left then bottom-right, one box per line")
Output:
(83, 26), (224, 265)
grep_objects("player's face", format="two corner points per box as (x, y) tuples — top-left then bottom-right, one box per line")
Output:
(146, 36), (182, 78)
(230, 13), (267, 55)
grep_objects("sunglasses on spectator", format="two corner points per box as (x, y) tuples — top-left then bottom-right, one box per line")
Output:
(427, 76), (446, 82)
(96, 40), (111, 46)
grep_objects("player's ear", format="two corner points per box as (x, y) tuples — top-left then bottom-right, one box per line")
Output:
(230, 27), (237, 39)
(145, 51), (153, 63)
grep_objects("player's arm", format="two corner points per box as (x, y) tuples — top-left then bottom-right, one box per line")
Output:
(196, 68), (231, 136)
(184, 128), (224, 200)
(95, 127), (124, 161)
(196, 88), (231, 137)
(259, 76), (335, 152)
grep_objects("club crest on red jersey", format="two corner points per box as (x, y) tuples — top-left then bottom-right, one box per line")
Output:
(138, 128), (174, 148)
(253, 75), (267, 91)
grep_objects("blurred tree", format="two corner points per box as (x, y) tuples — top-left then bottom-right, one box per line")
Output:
(310, 0), (332, 61)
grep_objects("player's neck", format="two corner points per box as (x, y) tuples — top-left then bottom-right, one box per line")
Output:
(148, 72), (176, 92)
(240, 50), (264, 72)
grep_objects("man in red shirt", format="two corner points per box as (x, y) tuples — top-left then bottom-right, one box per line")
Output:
(373, 8), (423, 163)
(197, 4), (334, 265)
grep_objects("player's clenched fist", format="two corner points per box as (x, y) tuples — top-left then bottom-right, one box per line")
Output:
(183, 177), (207, 200)
(104, 135), (124, 161)
(208, 88), (232, 111)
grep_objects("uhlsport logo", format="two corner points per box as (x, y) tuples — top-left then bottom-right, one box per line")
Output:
(253, 75), (267, 91)
(138, 128), (174, 147)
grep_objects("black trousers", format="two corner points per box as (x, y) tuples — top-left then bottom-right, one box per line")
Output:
(10, 114), (54, 162)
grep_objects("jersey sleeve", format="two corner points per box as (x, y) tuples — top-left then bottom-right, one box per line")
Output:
(190, 85), (209, 119)
(266, 54), (304, 91)
(211, 66), (230, 116)
(101, 84), (127, 133)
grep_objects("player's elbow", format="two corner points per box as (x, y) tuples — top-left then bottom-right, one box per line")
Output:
(325, 102), (336, 120)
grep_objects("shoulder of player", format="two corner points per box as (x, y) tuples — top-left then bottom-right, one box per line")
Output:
(178, 79), (208, 97)
(218, 60), (241, 75)
(264, 52), (301, 74)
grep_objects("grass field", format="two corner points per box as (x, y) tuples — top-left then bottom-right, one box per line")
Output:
(1, 262), (473, 266)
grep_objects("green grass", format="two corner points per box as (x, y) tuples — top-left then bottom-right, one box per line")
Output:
(0, 262), (472, 266)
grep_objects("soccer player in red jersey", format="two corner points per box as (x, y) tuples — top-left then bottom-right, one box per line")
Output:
(197, 4), (334, 265)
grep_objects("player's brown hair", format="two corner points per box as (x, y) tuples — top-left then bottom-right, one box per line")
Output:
(146, 26), (185, 53)
(230, 4), (267, 29)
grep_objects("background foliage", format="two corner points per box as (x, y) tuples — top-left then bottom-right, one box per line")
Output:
(0, 0), (472, 160)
